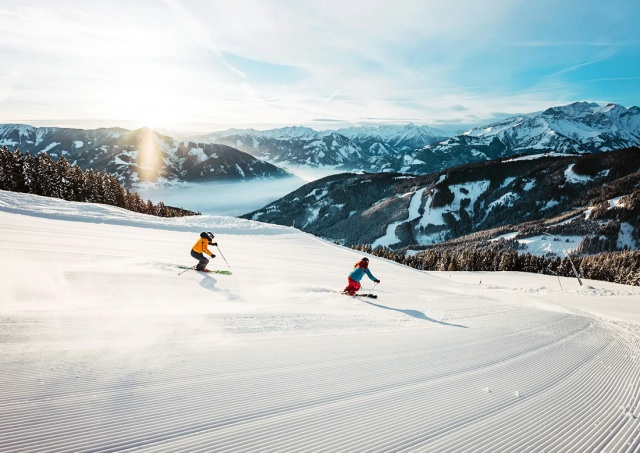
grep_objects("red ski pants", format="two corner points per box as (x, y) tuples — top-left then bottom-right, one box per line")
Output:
(344, 277), (361, 296)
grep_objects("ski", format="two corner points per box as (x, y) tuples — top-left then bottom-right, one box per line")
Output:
(201, 269), (232, 275)
(177, 266), (232, 275)
(341, 291), (378, 299)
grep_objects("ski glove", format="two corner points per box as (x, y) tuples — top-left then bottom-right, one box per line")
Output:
(211, 242), (218, 246)
(375, 279), (381, 283)
(210, 253), (216, 258)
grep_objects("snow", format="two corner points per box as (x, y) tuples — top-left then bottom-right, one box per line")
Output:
(610, 196), (625, 208)
(336, 124), (445, 143)
(372, 219), (403, 248)
(500, 176), (516, 188)
(541, 199), (560, 210)
(407, 187), (427, 221)
(419, 180), (490, 232)
(618, 222), (637, 250)
(491, 231), (519, 241)
(372, 188), (426, 248)
(481, 191), (519, 222)
(187, 146), (208, 162)
(114, 150), (138, 166)
(454, 102), (640, 155)
(74, 140), (84, 148)
(585, 206), (595, 220)
(523, 179), (536, 191)
(1, 190), (640, 452)
(517, 234), (584, 256)
(234, 164), (245, 178)
(502, 152), (566, 163)
(42, 142), (60, 153)
(491, 232), (586, 257)
(306, 188), (328, 200)
(564, 164), (593, 184)
(303, 206), (321, 227)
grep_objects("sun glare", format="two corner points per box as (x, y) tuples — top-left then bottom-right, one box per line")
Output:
(136, 127), (163, 183)
(99, 56), (192, 130)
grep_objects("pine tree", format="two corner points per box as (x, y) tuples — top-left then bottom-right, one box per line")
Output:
(84, 169), (103, 203)
(144, 199), (156, 216)
(69, 164), (85, 202)
(0, 146), (14, 190)
(57, 156), (74, 200)
(37, 153), (58, 197)
(7, 149), (28, 193)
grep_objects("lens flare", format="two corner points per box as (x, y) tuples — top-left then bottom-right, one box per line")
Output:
(136, 127), (163, 183)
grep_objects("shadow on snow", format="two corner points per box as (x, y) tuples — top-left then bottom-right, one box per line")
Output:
(363, 300), (468, 328)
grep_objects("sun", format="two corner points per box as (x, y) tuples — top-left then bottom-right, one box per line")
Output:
(100, 63), (190, 130)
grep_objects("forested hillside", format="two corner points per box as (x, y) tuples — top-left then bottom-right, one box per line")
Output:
(0, 147), (198, 217)
(244, 147), (640, 254)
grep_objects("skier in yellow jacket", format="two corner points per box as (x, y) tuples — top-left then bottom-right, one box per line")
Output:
(191, 232), (217, 271)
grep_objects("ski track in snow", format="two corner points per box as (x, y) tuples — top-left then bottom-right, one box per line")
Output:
(1, 191), (640, 452)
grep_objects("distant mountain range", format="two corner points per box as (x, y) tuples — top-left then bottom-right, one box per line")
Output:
(242, 147), (640, 254)
(0, 125), (289, 186)
(189, 124), (448, 171)
(1, 101), (639, 187)
(189, 102), (640, 174)
(399, 102), (640, 174)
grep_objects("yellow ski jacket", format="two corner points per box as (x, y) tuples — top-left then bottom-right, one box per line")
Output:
(192, 238), (214, 256)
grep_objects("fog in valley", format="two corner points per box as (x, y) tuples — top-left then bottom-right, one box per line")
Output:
(135, 176), (308, 217)
(135, 166), (345, 216)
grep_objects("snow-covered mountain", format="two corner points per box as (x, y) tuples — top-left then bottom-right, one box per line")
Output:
(402, 102), (640, 174)
(243, 147), (640, 252)
(190, 124), (447, 171)
(337, 124), (446, 151)
(2, 101), (638, 184)
(463, 101), (640, 151)
(190, 103), (640, 175)
(0, 125), (290, 186)
(1, 191), (639, 452)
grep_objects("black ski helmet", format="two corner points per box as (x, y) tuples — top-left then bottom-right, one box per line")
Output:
(200, 232), (208, 239)
(206, 231), (214, 241)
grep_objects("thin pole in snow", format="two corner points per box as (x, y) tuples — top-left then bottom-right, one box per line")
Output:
(543, 232), (583, 286)
(216, 245), (231, 269)
(216, 244), (240, 289)
(178, 265), (197, 275)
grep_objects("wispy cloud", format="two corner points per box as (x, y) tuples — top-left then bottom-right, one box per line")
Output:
(549, 59), (608, 77)
(1, 0), (639, 131)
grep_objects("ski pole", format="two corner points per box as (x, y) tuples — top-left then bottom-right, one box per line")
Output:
(216, 244), (240, 289)
(216, 245), (231, 269)
(178, 265), (197, 275)
(368, 282), (379, 292)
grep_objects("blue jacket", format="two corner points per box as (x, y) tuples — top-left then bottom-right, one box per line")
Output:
(349, 265), (376, 283)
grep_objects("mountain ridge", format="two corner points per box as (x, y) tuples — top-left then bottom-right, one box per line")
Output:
(2, 100), (639, 188)
(0, 125), (290, 186)
(241, 147), (640, 256)
(400, 102), (640, 174)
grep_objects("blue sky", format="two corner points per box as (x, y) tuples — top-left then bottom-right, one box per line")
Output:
(0, 0), (638, 132)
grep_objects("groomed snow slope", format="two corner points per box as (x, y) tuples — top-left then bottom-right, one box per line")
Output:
(1, 191), (640, 452)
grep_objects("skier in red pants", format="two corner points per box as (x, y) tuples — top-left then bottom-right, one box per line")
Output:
(343, 257), (380, 296)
